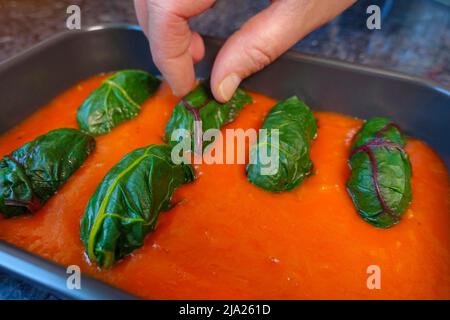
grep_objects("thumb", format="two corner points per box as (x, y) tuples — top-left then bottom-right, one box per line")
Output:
(211, 0), (355, 102)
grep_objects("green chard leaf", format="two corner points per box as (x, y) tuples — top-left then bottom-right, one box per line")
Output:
(347, 117), (412, 228)
(77, 70), (160, 136)
(164, 81), (253, 152)
(80, 144), (195, 269)
(246, 96), (317, 192)
(0, 128), (95, 218)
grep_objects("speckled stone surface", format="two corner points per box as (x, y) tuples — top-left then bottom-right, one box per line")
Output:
(0, 0), (449, 300)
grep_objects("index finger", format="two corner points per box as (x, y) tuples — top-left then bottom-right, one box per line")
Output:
(134, 0), (215, 97)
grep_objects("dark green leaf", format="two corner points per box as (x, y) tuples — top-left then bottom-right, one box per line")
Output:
(0, 128), (95, 218)
(347, 117), (412, 228)
(80, 144), (195, 269)
(352, 117), (406, 148)
(77, 70), (160, 136)
(246, 96), (317, 192)
(164, 82), (252, 152)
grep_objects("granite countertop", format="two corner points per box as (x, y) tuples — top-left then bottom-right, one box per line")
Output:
(0, 0), (449, 300)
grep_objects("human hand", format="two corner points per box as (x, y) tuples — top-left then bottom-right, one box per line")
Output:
(134, 0), (355, 102)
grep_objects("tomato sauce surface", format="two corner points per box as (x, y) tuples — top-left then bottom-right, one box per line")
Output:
(0, 74), (449, 299)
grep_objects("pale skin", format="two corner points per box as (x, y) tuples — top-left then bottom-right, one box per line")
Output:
(134, 0), (355, 102)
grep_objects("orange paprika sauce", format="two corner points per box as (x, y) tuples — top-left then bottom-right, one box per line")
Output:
(0, 74), (449, 299)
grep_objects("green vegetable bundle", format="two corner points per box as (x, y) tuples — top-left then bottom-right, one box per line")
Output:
(246, 96), (317, 192)
(164, 82), (252, 153)
(0, 128), (95, 217)
(80, 144), (195, 268)
(77, 70), (160, 136)
(347, 117), (412, 228)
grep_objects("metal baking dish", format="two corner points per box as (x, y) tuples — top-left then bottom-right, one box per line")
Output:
(0, 24), (448, 300)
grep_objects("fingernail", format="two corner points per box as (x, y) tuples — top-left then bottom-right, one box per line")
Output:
(218, 73), (241, 102)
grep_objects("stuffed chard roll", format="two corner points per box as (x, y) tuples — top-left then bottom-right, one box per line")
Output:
(0, 128), (95, 218)
(80, 144), (195, 269)
(347, 117), (412, 228)
(77, 70), (160, 136)
(164, 82), (252, 153)
(246, 96), (317, 192)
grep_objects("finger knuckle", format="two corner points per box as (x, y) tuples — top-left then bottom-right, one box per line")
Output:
(148, 0), (176, 14)
(244, 44), (274, 72)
